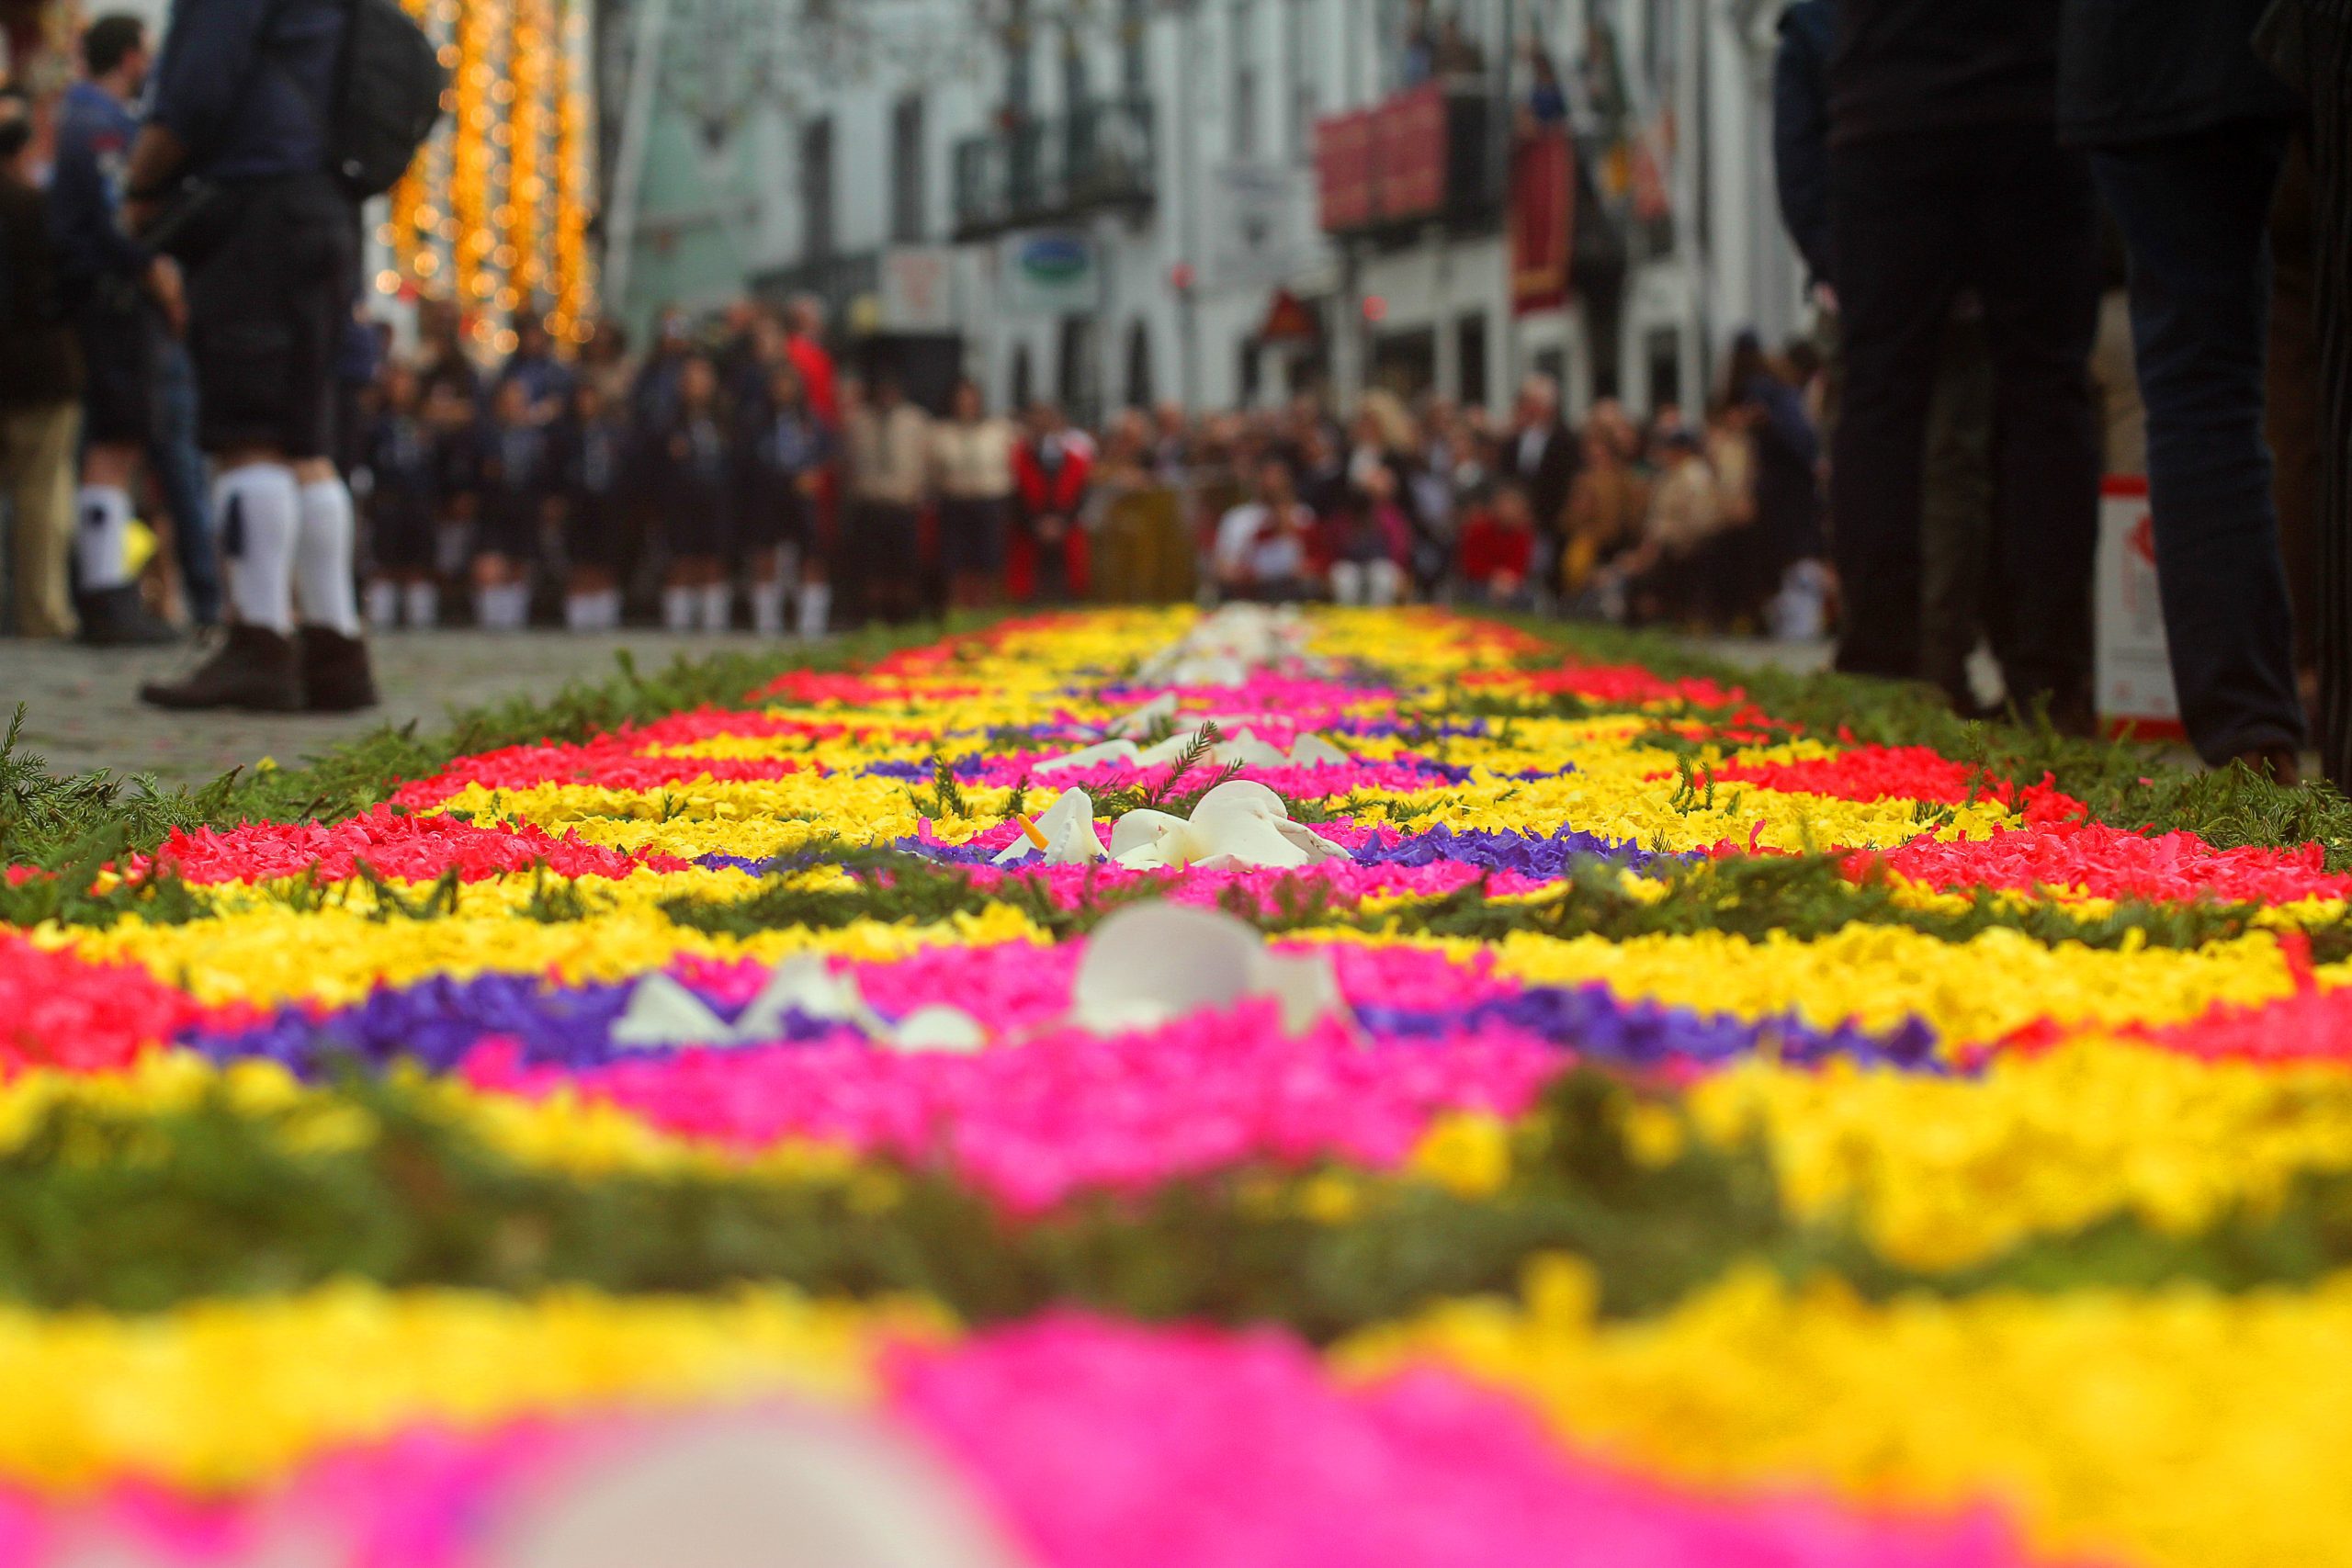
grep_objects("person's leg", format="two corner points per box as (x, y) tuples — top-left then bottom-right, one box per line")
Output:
(149, 339), (220, 626)
(5, 402), (83, 638)
(1969, 130), (2104, 723)
(1828, 132), (1967, 680)
(1330, 560), (1365, 604)
(293, 457), (364, 638)
(1917, 310), (1996, 706)
(2268, 133), (2321, 677)
(2295, 0), (2352, 788)
(2091, 122), (2303, 763)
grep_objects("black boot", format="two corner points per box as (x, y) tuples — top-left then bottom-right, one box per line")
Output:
(76, 585), (178, 648)
(138, 624), (304, 711)
(297, 624), (379, 712)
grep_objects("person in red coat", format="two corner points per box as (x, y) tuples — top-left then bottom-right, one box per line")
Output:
(1010, 403), (1092, 604)
(1456, 479), (1538, 609)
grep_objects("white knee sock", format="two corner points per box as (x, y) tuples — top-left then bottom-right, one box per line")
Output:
(218, 462), (300, 634)
(596, 590), (623, 629)
(402, 580), (438, 628)
(365, 580), (400, 628)
(751, 579), (786, 636)
(564, 594), (593, 631)
(797, 581), (830, 638)
(294, 476), (363, 636)
(662, 585), (693, 631)
(74, 484), (134, 592)
(697, 583), (731, 633)
(474, 584), (503, 629)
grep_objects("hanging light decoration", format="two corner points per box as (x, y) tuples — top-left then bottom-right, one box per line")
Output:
(374, 0), (598, 351)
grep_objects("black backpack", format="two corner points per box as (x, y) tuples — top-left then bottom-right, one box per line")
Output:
(325, 0), (448, 199)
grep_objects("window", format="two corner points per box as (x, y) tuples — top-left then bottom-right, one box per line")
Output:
(800, 117), (834, 261)
(1125, 320), (1155, 410)
(1120, 0), (1148, 97)
(1285, 0), (1315, 157)
(1456, 311), (1488, 410)
(1230, 1), (1259, 161)
(890, 96), (925, 243)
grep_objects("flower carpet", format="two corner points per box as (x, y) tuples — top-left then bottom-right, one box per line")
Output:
(4, 606), (2352, 1566)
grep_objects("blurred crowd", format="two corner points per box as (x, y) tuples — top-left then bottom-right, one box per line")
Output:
(327, 299), (1834, 644)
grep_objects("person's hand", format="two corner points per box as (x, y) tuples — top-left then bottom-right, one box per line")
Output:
(1037, 514), (1066, 542)
(148, 255), (187, 337)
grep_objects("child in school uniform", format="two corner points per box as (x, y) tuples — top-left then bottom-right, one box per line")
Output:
(360, 362), (442, 629)
(744, 360), (832, 637)
(552, 377), (627, 630)
(471, 378), (554, 630)
(657, 354), (736, 632)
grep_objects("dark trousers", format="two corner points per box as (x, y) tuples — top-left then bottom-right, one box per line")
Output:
(148, 338), (220, 626)
(2094, 120), (2306, 763)
(1828, 126), (2102, 709)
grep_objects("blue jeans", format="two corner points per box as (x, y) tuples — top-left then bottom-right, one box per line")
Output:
(148, 337), (220, 626)
(2093, 120), (2304, 763)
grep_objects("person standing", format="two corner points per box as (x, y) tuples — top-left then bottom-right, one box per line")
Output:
(53, 15), (176, 645)
(844, 375), (933, 625)
(2062, 0), (2307, 780)
(0, 85), (83, 639)
(1499, 373), (1577, 597)
(127, 0), (376, 711)
(1826, 0), (2102, 728)
(654, 354), (735, 633)
(1010, 403), (1091, 606)
(930, 378), (1016, 610)
(742, 360), (830, 636)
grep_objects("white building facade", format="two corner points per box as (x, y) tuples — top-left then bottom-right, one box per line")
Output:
(607, 0), (1807, 423)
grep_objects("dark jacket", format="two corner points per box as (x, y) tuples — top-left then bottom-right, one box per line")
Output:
(2057, 0), (2298, 147)
(1772, 1), (1835, 287)
(51, 81), (146, 294)
(0, 174), (82, 403)
(1504, 421), (1579, 537)
(150, 0), (343, 181)
(1829, 0), (2062, 145)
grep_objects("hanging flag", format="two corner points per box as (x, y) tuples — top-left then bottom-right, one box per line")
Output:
(1510, 130), (1575, 317)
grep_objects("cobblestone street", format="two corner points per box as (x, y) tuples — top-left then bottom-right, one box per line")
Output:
(0, 632), (775, 784)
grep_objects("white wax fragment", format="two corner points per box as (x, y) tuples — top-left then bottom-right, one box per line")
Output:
(1182, 812), (1310, 868)
(1186, 777), (1292, 828)
(1102, 692), (1178, 738)
(1250, 949), (1354, 1036)
(1107, 807), (1189, 861)
(492, 1408), (1025, 1568)
(1287, 735), (1351, 766)
(1031, 739), (1139, 773)
(1069, 901), (1264, 1032)
(1272, 818), (1353, 862)
(1132, 730), (1200, 767)
(885, 1006), (989, 1054)
(732, 953), (875, 1041)
(1209, 734), (1291, 768)
(991, 788), (1102, 865)
(609, 973), (735, 1049)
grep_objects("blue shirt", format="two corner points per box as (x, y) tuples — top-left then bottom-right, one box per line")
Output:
(51, 80), (145, 288)
(149, 0), (343, 182)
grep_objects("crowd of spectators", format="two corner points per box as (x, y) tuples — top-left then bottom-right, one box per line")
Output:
(318, 294), (1834, 643)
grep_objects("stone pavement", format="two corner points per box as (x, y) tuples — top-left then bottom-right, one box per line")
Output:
(0, 631), (768, 785)
(0, 628), (1846, 787)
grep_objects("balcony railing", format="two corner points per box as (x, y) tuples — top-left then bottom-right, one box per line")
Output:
(954, 97), (1158, 238)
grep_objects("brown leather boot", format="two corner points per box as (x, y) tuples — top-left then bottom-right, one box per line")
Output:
(297, 625), (379, 712)
(138, 624), (303, 712)
(2230, 745), (2302, 786)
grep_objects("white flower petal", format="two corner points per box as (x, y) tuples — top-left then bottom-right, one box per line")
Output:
(1186, 778), (1291, 829)
(1069, 902), (1265, 1032)
(610, 974), (735, 1050)
(1102, 693), (1178, 739)
(1272, 818), (1353, 862)
(1032, 739), (1140, 773)
(886, 1006), (989, 1054)
(1287, 735), (1351, 767)
(1249, 950), (1355, 1036)
(1108, 807), (1190, 861)
(731, 953), (876, 1042)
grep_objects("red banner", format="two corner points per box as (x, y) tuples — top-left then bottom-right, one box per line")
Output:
(1376, 85), (1449, 221)
(1315, 110), (1375, 231)
(1510, 130), (1575, 316)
